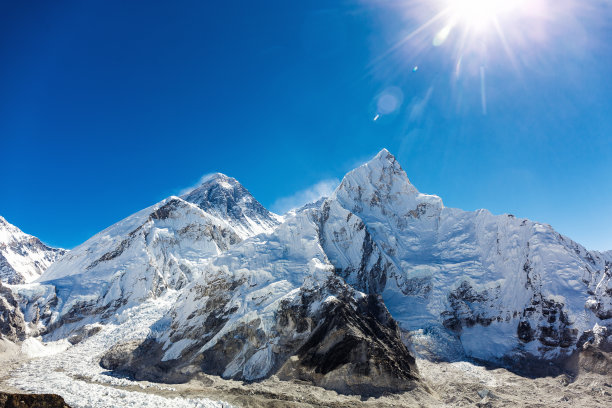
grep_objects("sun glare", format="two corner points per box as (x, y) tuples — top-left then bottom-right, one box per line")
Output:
(369, 0), (581, 115)
(449, 0), (521, 30)
(430, 0), (532, 48)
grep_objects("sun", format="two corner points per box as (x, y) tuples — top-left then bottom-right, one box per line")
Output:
(432, 0), (529, 46)
(446, 0), (526, 31)
(451, 0), (505, 29)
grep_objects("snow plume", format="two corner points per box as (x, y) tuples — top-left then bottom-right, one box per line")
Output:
(177, 173), (219, 196)
(271, 178), (339, 214)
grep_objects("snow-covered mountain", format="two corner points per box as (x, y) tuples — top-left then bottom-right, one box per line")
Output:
(100, 210), (419, 395)
(0, 216), (66, 284)
(316, 149), (612, 363)
(99, 149), (612, 389)
(181, 173), (283, 239)
(22, 175), (282, 336)
(2, 149), (611, 396)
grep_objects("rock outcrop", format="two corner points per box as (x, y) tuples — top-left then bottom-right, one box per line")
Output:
(0, 282), (26, 342)
(0, 392), (71, 408)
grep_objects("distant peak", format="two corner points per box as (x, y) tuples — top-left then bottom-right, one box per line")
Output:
(181, 173), (239, 197)
(179, 172), (281, 238)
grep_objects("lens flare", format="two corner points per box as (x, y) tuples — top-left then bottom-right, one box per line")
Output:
(365, 0), (585, 116)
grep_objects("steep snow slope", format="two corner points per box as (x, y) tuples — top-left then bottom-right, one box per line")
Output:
(30, 197), (241, 334)
(318, 149), (611, 362)
(181, 173), (283, 239)
(0, 216), (66, 284)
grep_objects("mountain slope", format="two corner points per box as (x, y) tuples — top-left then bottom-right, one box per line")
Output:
(100, 210), (420, 395)
(31, 197), (240, 335)
(0, 216), (66, 284)
(26, 175), (282, 336)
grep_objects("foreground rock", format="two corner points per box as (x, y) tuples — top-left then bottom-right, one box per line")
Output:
(567, 324), (612, 378)
(0, 392), (70, 408)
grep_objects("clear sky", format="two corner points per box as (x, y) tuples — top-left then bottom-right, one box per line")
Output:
(1, 0), (611, 250)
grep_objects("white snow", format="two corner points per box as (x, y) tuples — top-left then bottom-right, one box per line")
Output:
(33, 197), (243, 327)
(20, 337), (71, 358)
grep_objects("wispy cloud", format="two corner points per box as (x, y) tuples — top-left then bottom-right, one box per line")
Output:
(271, 178), (340, 214)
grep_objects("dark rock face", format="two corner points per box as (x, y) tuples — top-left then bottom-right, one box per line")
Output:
(278, 293), (419, 396)
(442, 281), (497, 331)
(517, 321), (534, 343)
(99, 339), (190, 383)
(0, 392), (71, 408)
(565, 326), (612, 377)
(521, 297), (577, 349)
(0, 282), (26, 342)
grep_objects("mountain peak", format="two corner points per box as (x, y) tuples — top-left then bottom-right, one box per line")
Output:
(331, 149), (444, 216)
(194, 173), (236, 190)
(181, 173), (282, 239)
(366, 148), (403, 175)
(340, 148), (415, 193)
(372, 148), (394, 162)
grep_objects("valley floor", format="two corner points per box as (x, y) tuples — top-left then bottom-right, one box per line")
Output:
(2, 351), (612, 408)
(1, 292), (610, 407)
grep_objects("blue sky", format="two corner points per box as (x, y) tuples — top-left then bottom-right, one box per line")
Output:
(1, 0), (611, 250)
